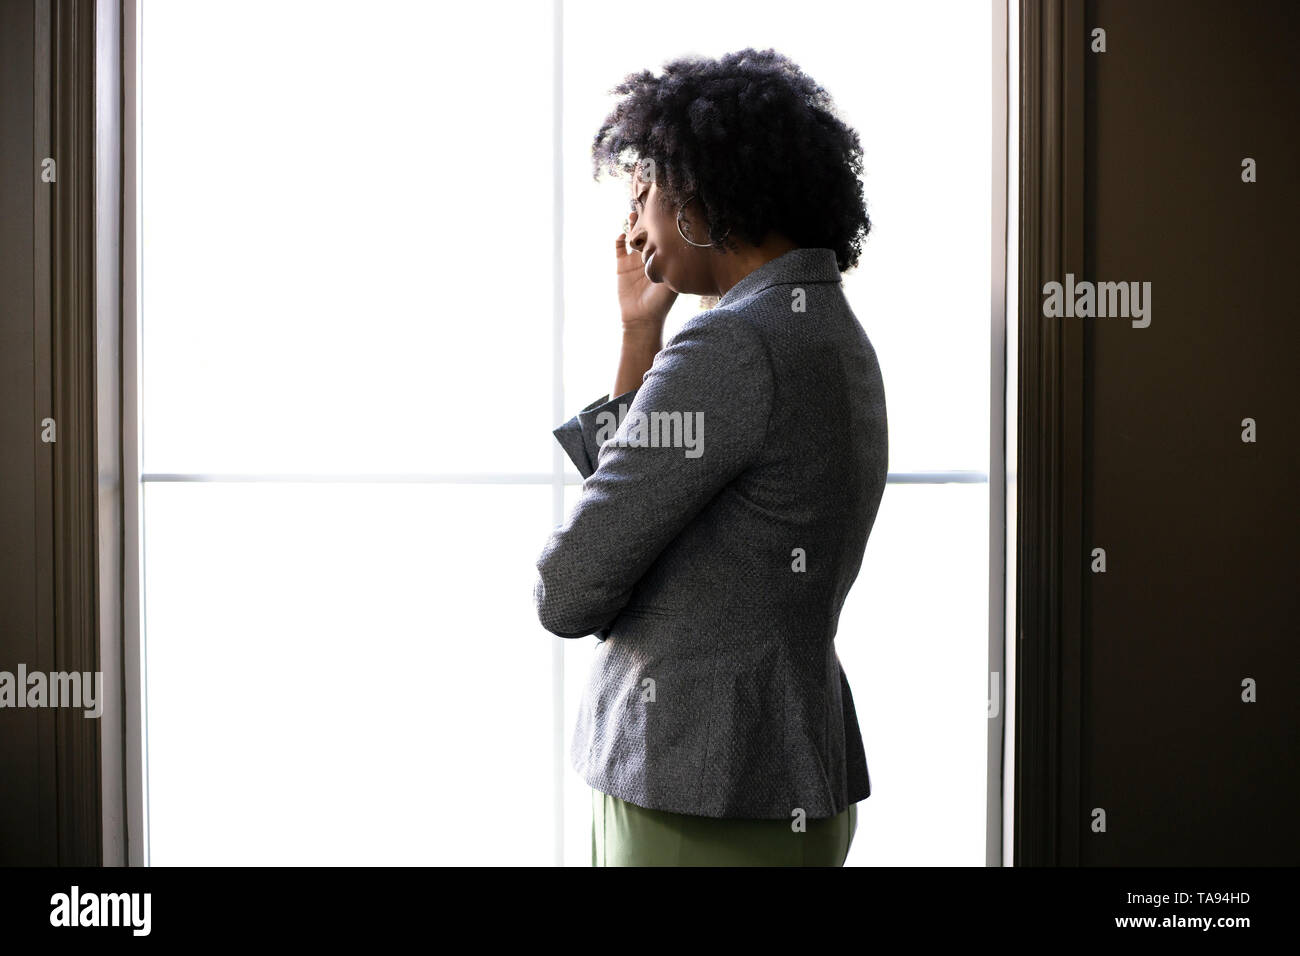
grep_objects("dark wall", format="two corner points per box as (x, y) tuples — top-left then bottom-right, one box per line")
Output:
(1082, 0), (1299, 864)
(0, 0), (102, 866)
(0, 0), (56, 866)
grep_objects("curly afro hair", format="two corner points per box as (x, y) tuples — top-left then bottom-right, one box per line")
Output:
(591, 47), (870, 272)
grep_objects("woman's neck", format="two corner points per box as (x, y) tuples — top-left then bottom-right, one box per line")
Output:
(712, 234), (800, 298)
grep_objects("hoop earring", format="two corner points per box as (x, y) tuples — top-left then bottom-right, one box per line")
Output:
(676, 195), (731, 248)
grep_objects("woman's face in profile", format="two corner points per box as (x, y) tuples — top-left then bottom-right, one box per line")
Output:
(626, 166), (713, 295)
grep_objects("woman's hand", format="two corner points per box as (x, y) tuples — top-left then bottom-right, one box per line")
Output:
(612, 232), (675, 397)
(615, 232), (677, 333)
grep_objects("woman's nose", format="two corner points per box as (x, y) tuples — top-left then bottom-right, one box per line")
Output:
(627, 219), (647, 251)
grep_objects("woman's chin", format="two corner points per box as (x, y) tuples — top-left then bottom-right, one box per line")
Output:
(650, 262), (694, 296)
(653, 267), (685, 293)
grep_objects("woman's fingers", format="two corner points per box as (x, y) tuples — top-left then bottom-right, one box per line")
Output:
(614, 233), (643, 274)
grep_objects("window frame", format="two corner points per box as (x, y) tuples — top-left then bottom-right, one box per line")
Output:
(117, 0), (1014, 867)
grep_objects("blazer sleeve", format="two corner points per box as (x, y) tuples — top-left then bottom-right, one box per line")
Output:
(552, 389), (640, 480)
(533, 309), (774, 639)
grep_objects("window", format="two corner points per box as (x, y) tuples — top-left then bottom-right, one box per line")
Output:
(133, 0), (999, 865)
(560, 0), (996, 866)
(138, 0), (557, 865)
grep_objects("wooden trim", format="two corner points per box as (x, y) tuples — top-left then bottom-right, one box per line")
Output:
(33, 0), (59, 867)
(49, 0), (103, 866)
(1014, 0), (1086, 867)
(987, 0), (1010, 869)
(96, 0), (126, 867)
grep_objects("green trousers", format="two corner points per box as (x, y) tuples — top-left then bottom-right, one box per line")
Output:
(591, 788), (858, 866)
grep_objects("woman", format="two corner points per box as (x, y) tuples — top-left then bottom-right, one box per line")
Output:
(534, 48), (888, 866)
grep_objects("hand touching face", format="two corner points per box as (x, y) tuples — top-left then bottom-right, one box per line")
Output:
(624, 163), (714, 294)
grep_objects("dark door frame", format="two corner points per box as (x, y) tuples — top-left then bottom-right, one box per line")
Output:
(51, 0), (105, 866)
(1014, 0), (1087, 867)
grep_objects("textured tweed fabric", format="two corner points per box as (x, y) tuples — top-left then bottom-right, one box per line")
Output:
(535, 247), (889, 819)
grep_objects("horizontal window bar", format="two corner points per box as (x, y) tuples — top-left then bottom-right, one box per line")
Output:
(888, 470), (988, 484)
(142, 472), (560, 484)
(141, 471), (989, 485)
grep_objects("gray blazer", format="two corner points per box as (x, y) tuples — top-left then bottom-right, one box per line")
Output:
(534, 247), (888, 820)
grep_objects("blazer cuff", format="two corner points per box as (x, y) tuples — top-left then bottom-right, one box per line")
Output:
(552, 388), (639, 479)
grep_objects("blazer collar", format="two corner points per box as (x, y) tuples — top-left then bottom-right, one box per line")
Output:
(716, 247), (842, 309)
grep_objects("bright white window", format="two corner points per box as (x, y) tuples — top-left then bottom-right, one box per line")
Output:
(139, 0), (994, 866)
(140, 0), (557, 865)
(561, 0), (993, 867)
